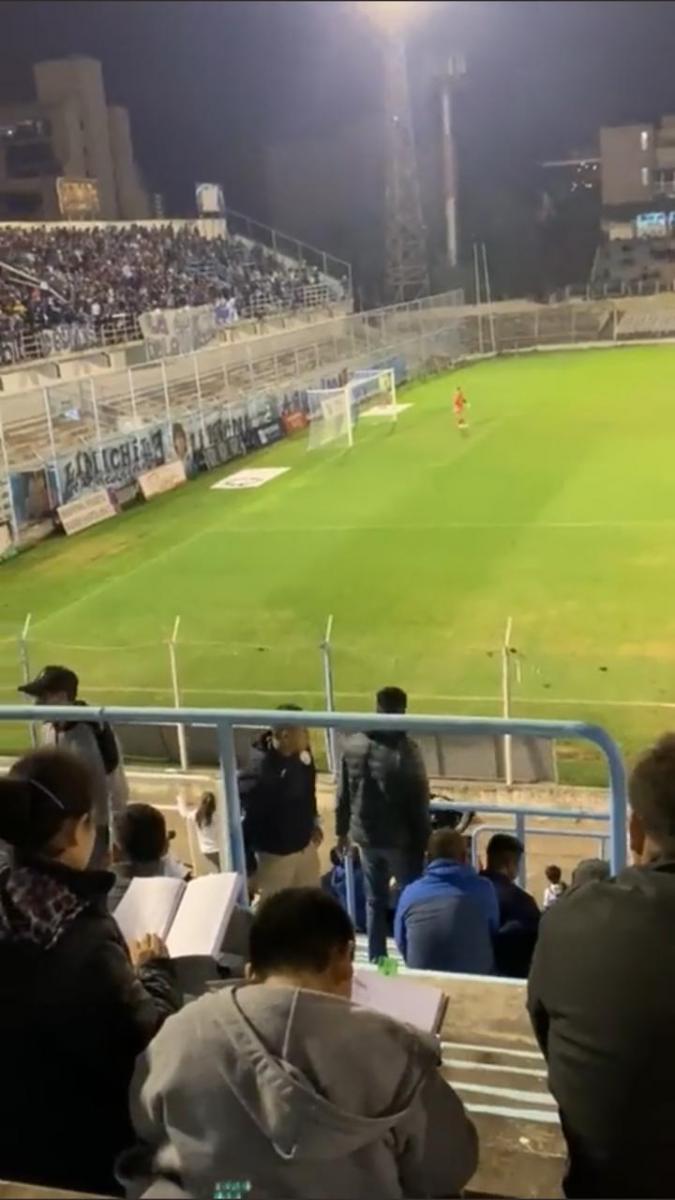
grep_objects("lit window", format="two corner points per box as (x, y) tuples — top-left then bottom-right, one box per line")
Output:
(642, 166), (650, 186)
(641, 129), (649, 151)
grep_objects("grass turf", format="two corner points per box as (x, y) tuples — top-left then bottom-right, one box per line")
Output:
(2, 343), (675, 781)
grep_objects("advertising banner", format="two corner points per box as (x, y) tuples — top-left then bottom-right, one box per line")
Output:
(139, 460), (187, 500)
(58, 489), (117, 536)
(282, 411), (309, 434)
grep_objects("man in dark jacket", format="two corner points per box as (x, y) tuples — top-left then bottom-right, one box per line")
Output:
(481, 833), (540, 977)
(395, 829), (498, 973)
(336, 686), (430, 961)
(239, 707), (321, 898)
(528, 732), (675, 1199)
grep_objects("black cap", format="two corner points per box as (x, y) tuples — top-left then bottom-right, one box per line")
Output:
(18, 665), (79, 700)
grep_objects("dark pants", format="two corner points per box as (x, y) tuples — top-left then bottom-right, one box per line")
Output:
(360, 846), (421, 962)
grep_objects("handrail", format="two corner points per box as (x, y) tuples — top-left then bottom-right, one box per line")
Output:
(0, 706), (629, 878)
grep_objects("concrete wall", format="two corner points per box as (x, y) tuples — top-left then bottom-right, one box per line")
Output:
(34, 57), (117, 217)
(600, 124), (655, 206)
(107, 106), (151, 220)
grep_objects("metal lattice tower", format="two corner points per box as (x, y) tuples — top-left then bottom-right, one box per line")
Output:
(383, 33), (430, 304)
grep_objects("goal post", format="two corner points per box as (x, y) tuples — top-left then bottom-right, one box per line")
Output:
(306, 368), (398, 452)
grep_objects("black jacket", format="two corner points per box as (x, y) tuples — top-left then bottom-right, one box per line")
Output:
(0, 857), (181, 1196)
(239, 734), (318, 857)
(336, 730), (430, 855)
(481, 869), (540, 978)
(528, 860), (675, 1198)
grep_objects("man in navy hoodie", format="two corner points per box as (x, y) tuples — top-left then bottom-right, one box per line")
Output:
(395, 828), (499, 974)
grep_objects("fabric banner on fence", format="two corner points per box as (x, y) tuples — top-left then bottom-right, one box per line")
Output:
(139, 306), (218, 360)
(57, 424), (168, 504)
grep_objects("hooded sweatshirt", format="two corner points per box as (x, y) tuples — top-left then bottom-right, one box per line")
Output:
(121, 982), (477, 1200)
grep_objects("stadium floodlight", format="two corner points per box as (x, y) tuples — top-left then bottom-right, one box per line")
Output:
(306, 369), (398, 452)
(354, 1), (430, 32)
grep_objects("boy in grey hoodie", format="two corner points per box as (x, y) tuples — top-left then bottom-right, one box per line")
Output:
(121, 887), (477, 1200)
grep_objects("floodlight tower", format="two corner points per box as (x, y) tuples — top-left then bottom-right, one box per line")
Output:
(359, 2), (430, 304)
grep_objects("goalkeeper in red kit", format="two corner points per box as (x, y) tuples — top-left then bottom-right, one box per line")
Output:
(453, 386), (469, 433)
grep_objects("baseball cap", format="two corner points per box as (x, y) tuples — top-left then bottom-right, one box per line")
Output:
(18, 665), (79, 700)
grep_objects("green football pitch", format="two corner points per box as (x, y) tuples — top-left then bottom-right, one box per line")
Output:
(2, 343), (675, 780)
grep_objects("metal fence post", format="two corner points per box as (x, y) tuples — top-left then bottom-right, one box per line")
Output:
(320, 614), (337, 775)
(89, 379), (104, 462)
(42, 388), (63, 504)
(217, 719), (249, 903)
(160, 360), (172, 426)
(502, 616), (514, 787)
(168, 616), (188, 770)
(192, 353), (208, 440)
(127, 368), (139, 425)
(515, 810), (527, 887)
(0, 411), (19, 542)
(18, 612), (36, 747)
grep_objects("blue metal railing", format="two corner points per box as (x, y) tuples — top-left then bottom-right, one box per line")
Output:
(467, 821), (610, 886)
(0, 706), (629, 889)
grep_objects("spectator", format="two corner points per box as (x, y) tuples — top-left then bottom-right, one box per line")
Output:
(481, 833), (540, 978)
(337, 686), (430, 962)
(542, 863), (568, 908)
(571, 857), (610, 888)
(0, 746), (180, 1196)
(108, 802), (190, 911)
(322, 845), (367, 933)
(239, 707), (321, 897)
(18, 664), (128, 865)
(528, 732), (675, 1199)
(121, 888), (477, 1199)
(177, 789), (220, 869)
(395, 829), (498, 974)
(0, 223), (341, 363)
(109, 802), (251, 983)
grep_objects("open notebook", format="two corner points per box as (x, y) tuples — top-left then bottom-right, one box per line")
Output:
(351, 968), (448, 1035)
(113, 872), (240, 959)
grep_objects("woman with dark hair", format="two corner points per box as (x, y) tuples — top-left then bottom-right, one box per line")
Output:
(0, 747), (181, 1196)
(178, 789), (220, 869)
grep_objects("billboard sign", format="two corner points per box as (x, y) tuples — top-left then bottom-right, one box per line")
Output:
(195, 182), (225, 217)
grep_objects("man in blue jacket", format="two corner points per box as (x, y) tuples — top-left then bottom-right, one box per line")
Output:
(395, 828), (499, 974)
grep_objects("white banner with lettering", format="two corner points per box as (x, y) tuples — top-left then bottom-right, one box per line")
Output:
(138, 460), (187, 500)
(58, 489), (117, 536)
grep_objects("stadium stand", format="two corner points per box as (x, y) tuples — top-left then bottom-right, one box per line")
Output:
(0, 222), (342, 363)
(615, 307), (675, 337)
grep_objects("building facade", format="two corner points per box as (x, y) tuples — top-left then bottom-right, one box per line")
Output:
(0, 57), (150, 221)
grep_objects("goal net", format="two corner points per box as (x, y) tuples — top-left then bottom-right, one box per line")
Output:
(306, 369), (397, 451)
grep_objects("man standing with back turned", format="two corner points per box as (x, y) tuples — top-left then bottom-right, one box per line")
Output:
(337, 686), (430, 961)
(528, 733), (675, 1199)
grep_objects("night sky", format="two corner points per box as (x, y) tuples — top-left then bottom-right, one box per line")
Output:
(3, 0), (675, 289)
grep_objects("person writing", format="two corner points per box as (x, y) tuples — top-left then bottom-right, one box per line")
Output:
(0, 747), (181, 1196)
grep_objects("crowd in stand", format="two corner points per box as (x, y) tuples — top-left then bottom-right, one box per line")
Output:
(0, 223), (328, 349)
(2, 665), (675, 1197)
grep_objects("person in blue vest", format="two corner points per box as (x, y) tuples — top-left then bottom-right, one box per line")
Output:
(395, 828), (499, 974)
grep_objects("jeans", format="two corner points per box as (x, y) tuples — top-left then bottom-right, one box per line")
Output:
(360, 847), (421, 962)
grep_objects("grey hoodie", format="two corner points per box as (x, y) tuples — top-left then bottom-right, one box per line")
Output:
(122, 983), (477, 1200)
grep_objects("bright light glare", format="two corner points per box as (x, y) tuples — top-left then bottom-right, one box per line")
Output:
(355, 1), (429, 31)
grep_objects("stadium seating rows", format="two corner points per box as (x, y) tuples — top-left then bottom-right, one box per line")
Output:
(0, 223), (334, 359)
